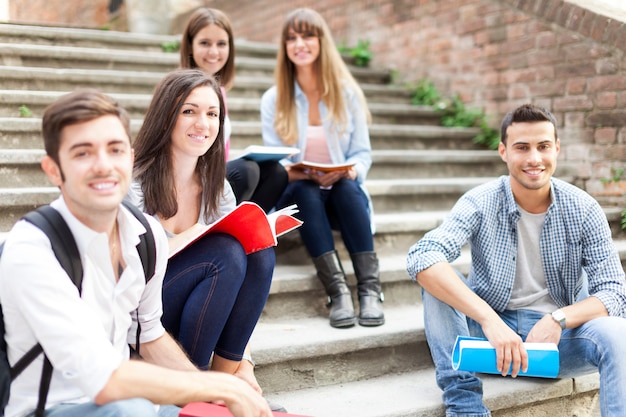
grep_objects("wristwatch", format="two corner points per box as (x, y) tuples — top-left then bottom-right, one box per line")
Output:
(551, 309), (566, 330)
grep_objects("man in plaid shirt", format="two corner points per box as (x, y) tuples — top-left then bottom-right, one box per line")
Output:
(407, 103), (626, 417)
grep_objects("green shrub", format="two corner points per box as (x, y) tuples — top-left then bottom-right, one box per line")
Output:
(409, 81), (500, 149)
(161, 40), (180, 53)
(338, 40), (372, 67)
(18, 105), (33, 117)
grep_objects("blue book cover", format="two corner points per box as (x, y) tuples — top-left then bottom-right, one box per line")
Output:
(451, 336), (559, 378)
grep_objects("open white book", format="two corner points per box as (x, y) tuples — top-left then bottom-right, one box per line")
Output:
(290, 160), (355, 173)
(169, 202), (303, 258)
(234, 145), (300, 163)
(451, 336), (559, 378)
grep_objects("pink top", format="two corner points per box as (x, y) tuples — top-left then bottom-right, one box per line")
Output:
(304, 125), (331, 163)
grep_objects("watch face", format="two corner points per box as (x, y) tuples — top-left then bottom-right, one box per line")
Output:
(552, 310), (566, 329)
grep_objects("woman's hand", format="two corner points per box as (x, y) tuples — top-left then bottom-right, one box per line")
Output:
(234, 359), (263, 395)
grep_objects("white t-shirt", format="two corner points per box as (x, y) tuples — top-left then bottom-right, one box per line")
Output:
(0, 197), (169, 417)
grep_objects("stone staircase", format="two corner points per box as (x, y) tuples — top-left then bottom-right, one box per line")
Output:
(0, 23), (620, 417)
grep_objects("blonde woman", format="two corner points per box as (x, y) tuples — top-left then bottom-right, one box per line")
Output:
(261, 8), (384, 328)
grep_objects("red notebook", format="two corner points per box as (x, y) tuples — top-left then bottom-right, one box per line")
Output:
(169, 202), (302, 258)
(179, 402), (313, 417)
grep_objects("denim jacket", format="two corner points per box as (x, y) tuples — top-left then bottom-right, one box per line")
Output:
(407, 176), (626, 317)
(260, 81), (375, 232)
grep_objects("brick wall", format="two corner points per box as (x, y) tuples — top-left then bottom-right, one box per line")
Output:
(210, 0), (626, 201)
(8, 0), (114, 29)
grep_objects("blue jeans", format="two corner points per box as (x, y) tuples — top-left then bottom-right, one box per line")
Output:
(276, 178), (373, 257)
(162, 233), (274, 368)
(30, 399), (180, 417)
(422, 285), (626, 417)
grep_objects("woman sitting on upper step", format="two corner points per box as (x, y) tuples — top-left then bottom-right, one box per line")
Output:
(179, 7), (288, 213)
(260, 7), (384, 329)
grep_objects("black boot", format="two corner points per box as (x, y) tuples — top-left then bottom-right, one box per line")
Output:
(313, 250), (356, 328)
(351, 252), (385, 327)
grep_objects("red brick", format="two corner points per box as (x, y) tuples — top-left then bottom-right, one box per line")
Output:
(595, 128), (617, 145)
(588, 75), (626, 92)
(553, 96), (594, 111)
(596, 92), (618, 109)
(566, 78), (587, 95)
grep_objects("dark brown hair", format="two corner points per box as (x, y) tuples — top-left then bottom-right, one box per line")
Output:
(500, 104), (558, 144)
(42, 88), (130, 166)
(132, 69), (226, 222)
(180, 7), (235, 90)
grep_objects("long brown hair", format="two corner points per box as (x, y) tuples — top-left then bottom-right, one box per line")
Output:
(133, 69), (226, 222)
(180, 7), (236, 90)
(273, 8), (370, 145)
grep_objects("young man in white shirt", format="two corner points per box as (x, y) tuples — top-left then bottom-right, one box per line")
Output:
(0, 89), (272, 417)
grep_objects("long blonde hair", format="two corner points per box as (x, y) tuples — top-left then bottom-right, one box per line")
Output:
(273, 8), (371, 145)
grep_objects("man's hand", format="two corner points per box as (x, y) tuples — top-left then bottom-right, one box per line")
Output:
(221, 374), (272, 417)
(526, 314), (562, 345)
(481, 319), (528, 378)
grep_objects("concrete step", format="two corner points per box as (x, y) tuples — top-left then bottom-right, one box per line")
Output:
(251, 304), (429, 394)
(0, 23), (179, 53)
(0, 149), (504, 190)
(0, 42), (391, 85)
(0, 117), (478, 150)
(0, 186), (59, 230)
(368, 177), (495, 212)
(264, 253), (423, 321)
(0, 66), (412, 103)
(0, 149), (46, 188)
(0, 23), (281, 59)
(0, 90), (439, 125)
(264, 367), (600, 417)
(368, 149), (505, 178)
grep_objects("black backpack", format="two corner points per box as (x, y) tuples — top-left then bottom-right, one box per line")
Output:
(0, 201), (156, 417)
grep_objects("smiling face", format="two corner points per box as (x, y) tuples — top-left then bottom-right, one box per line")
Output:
(42, 115), (133, 227)
(285, 28), (320, 68)
(499, 120), (560, 203)
(170, 86), (221, 162)
(191, 24), (230, 76)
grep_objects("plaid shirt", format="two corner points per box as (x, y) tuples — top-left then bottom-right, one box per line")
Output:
(407, 176), (626, 317)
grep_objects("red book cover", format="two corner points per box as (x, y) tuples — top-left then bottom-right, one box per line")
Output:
(169, 202), (302, 258)
(179, 402), (313, 417)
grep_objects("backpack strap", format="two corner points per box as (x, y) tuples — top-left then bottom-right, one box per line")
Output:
(23, 206), (83, 293)
(20, 206), (82, 417)
(122, 200), (156, 282)
(120, 200), (156, 358)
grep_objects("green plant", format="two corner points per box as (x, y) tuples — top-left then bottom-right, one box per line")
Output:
(408, 80), (500, 150)
(18, 105), (33, 117)
(621, 209), (626, 230)
(338, 39), (372, 67)
(410, 79), (441, 106)
(600, 167), (624, 185)
(161, 40), (180, 53)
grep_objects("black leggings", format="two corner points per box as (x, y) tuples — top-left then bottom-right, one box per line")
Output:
(226, 159), (288, 213)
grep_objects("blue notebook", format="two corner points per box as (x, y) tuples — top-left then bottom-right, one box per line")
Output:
(451, 336), (559, 378)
